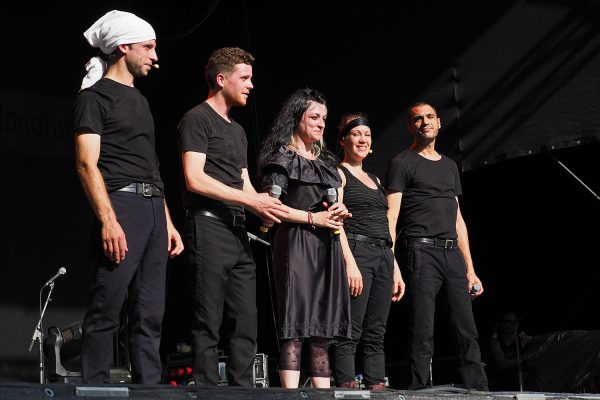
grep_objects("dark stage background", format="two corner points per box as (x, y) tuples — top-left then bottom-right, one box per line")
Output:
(0, 0), (598, 386)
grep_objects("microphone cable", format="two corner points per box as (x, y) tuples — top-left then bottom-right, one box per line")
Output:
(261, 230), (280, 347)
(161, 0), (221, 41)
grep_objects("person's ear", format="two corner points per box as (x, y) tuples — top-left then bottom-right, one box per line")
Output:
(215, 73), (226, 89)
(117, 44), (129, 54)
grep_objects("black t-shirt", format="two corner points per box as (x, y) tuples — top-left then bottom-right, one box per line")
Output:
(177, 102), (247, 215)
(72, 78), (163, 192)
(385, 149), (462, 239)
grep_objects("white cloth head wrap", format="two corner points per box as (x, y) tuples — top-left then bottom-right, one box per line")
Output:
(80, 10), (156, 91)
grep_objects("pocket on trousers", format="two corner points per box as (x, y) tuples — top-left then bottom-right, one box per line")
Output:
(404, 245), (421, 280)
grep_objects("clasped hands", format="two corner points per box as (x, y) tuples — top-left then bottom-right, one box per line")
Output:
(312, 201), (352, 229)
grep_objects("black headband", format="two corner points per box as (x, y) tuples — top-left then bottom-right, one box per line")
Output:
(340, 118), (371, 138)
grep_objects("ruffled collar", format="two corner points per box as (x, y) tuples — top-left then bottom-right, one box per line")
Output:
(265, 146), (341, 187)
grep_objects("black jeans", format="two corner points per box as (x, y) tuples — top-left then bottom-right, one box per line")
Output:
(81, 192), (167, 384)
(184, 213), (257, 387)
(332, 240), (393, 386)
(400, 240), (488, 390)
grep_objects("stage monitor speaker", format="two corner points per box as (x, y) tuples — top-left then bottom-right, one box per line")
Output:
(44, 323), (131, 383)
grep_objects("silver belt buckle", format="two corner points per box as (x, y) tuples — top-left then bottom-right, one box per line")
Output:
(141, 183), (153, 197)
(444, 239), (454, 249)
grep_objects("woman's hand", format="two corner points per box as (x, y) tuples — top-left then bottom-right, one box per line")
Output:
(322, 201), (352, 221)
(392, 259), (406, 301)
(312, 210), (346, 230)
(345, 258), (363, 297)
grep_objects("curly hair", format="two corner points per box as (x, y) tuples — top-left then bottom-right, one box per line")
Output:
(205, 47), (255, 90)
(257, 88), (338, 175)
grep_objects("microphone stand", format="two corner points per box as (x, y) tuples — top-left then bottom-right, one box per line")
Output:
(28, 282), (56, 384)
(546, 152), (599, 201)
(514, 327), (524, 392)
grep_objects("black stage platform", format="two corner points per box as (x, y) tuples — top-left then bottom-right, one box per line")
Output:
(1, 384), (599, 400)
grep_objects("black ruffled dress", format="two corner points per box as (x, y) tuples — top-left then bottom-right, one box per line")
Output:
(260, 147), (351, 340)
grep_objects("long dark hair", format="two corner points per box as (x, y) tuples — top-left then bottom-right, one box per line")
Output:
(257, 88), (338, 174)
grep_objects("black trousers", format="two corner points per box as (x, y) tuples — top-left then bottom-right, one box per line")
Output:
(184, 213), (257, 387)
(81, 192), (167, 384)
(400, 240), (488, 390)
(332, 240), (394, 386)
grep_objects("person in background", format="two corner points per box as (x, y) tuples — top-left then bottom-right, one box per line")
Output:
(489, 311), (532, 390)
(74, 10), (183, 384)
(331, 112), (406, 390)
(257, 88), (353, 388)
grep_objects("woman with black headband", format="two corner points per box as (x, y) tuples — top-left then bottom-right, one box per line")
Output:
(331, 112), (406, 390)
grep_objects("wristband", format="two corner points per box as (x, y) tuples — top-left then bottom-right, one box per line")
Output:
(307, 211), (315, 229)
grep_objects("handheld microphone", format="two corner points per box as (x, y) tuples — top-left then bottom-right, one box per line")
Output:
(326, 188), (341, 235)
(152, 63), (160, 69)
(368, 149), (373, 154)
(470, 283), (481, 295)
(247, 232), (270, 246)
(326, 187), (337, 204)
(45, 267), (67, 287)
(259, 185), (282, 233)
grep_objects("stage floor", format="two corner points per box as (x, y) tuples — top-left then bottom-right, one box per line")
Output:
(1, 383), (599, 400)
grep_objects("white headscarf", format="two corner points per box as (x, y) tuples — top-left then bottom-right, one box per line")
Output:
(80, 10), (156, 91)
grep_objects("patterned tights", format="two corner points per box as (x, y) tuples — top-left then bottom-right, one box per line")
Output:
(279, 337), (331, 377)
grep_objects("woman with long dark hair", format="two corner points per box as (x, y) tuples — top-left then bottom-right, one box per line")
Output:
(257, 88), (355, 388)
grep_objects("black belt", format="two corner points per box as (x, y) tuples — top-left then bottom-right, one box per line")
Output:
(346, 232), (391, 248)
(117, 182), (164, 197)
(406, 237), (458, 249)
(188, 209), (245, 227)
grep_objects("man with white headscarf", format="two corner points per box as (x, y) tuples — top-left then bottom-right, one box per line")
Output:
(73, 10), (183, 384)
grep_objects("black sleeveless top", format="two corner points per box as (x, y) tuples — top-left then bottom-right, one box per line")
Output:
(340, 165), (391, 241)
